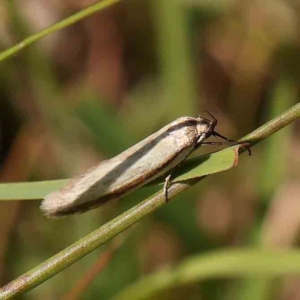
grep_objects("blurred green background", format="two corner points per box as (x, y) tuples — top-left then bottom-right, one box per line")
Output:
(0, 0), (300, 299)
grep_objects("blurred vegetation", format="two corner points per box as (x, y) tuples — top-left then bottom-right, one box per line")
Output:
(0, 0), (299, 299)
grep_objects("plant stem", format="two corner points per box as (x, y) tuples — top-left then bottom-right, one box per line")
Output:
(240, 102), (300, 144)
(0, 102), (299, 299)
(0, 0), (120, 62)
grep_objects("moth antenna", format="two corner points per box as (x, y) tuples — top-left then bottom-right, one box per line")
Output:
(204, 110), (216, 121)
(204, 110), (217, 126)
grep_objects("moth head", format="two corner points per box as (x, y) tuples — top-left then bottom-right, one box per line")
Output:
(196, 111), (218, 142)
(196, 111), (237, 146)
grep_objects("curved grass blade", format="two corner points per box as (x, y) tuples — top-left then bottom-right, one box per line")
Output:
(0, 179), (68, 200)
(0, 145), (242, 201)
(113, 249), (300, 300)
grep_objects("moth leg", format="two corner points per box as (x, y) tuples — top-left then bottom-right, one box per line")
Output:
(198, 141), (251, 155)
(213, 132), (252, 155)
(195, 141), (230, 150)
(163, 174), (172, 203)
(241, 143), (252, 156)
(213, 131), (236, 143)
(200, 141), (230, 146)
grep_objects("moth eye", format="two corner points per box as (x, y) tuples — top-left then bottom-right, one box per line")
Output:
(198, 132), (208, 142)
(205, 131), (211, 139)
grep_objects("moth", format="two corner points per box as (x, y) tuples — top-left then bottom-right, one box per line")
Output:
(41, 112), (246, 218)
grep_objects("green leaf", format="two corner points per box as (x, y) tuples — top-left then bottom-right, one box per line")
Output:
(0, 179), (68, 200)
(0, 145), (242, 201)
(172, 144), (240, 182)
(150, 144), (241, 185)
